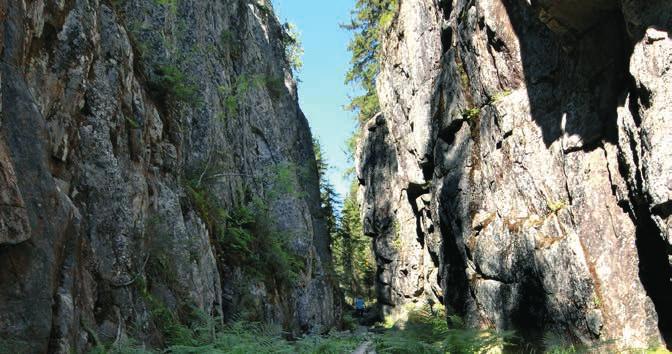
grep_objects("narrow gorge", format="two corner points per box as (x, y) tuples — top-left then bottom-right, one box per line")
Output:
(0, 0), (670, 353)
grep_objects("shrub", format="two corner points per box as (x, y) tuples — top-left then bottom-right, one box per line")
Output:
(185, 177), (304, 285)
(461, 107), (480, 121)
(281, 23), (303, 76)
(150, 65), (199, 106)
(218, 74), (284, 120)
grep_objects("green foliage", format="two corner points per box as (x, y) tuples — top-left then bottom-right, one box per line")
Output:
(254, 1), (273, 18)
(461, 107), (480, 121)
(546, 198), (567, 214)
(218, 74), (284, 120)
(220, 29), (243, 59)
(154, 0), (178, 15)
(341, 0), (400, 193)
(134, 275), (191, 347)
(293, 332), (363, 353)
(219, 205), (256, 264)
(313, 139), (340, 238)
(541, 332), (624, 354)
(151, 65), (199, 105)
(185, 164), (306, 286)
(314, 139), (376, 303)
(125, 116), (140, 129)
(264, 75), (285, 99)
(333, 180), (376, 302)
(268, 162), (305, 200)
(343, 0), (399, 123)
(90, 319), (363, 354)
(282, 23), (304, 76)
(491, 89), (512, 103)
(0, 340), (31, 354)
(373, 306), (514, 354)
(340, 312), (358, 331)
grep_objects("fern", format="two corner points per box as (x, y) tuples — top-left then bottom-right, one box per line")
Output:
(373, 306), (513, 354)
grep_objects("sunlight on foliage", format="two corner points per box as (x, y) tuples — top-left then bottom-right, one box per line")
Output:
(374, 305), (513, 354)
(343, 0), (399, 123)
(282, 22), (304, 76)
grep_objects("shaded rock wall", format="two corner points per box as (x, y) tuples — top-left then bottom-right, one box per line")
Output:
(0, 0), (338, 352)
(358, 0), (671, 347)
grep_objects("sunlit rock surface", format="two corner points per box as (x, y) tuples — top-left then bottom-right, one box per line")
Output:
(0, 0), (338, 352)
(358, 0), (671, 348)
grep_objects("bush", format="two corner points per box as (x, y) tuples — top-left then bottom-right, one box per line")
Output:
(150, 65), (199, 106)
(461, 107), (480, 121)
(281, 23), (303, 76)
(185, 177), (304, 285)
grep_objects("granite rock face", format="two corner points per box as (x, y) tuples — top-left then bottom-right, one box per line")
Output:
(358, 0), (671, 347)
(0, 0), (338, 352)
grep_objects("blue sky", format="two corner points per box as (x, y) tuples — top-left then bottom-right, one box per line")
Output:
(273, 0), (358, 204)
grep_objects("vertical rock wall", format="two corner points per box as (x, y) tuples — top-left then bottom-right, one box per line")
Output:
(0, 0), (338, 352)
(358, 0), (671, 347)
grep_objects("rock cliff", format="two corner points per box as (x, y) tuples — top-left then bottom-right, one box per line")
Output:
(358, 0), (671, 348)
(0, 0), (338, 352)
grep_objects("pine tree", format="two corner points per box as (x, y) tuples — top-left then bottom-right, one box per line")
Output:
(343, 0), (399, 123)
(333, 180), (376, 301)
(313, 139), (340, 238)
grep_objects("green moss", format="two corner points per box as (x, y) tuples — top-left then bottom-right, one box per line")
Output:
(343, 0), (400, 122)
